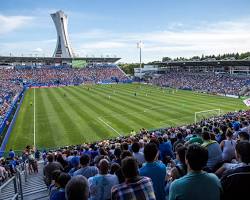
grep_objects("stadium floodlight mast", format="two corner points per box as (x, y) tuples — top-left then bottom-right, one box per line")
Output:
(137, 41), (143, 80)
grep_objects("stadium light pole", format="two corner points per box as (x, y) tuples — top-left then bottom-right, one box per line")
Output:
(137, 41), (143, 81)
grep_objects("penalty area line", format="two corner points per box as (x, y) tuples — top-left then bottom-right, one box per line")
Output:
(97, 117), (122, 137)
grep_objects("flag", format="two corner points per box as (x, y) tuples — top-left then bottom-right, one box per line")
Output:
(243, 98), (250, 106)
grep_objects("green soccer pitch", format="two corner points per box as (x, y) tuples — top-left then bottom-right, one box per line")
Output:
(5, 84), (247, 151)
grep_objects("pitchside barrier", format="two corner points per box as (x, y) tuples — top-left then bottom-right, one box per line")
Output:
(0, 89), (25, 135)
(0, 89), (26, 157)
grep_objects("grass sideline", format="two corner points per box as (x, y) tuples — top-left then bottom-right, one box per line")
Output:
(5, 83), (246, 151)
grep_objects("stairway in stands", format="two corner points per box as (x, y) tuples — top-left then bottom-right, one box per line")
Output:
(0, 162), (49, 200)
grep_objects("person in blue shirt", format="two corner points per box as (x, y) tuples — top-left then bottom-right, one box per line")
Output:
(169, 144), (222, 200)
(158, 136), (174, 163)
(9, 149), (15, 159)
(139, 142), (166, 200)
(73, 154), (99, 178)
(50, 172), (71, 200)
(88, 159), (119, 200)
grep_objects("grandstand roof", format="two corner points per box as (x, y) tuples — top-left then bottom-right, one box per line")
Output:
(0, 56), (121, 65)
(156, 60), (250, 67)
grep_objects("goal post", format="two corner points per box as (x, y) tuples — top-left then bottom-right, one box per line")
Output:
(194, 109), (221, 124)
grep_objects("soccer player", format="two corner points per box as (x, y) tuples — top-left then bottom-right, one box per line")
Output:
(30, 101), (33, 106)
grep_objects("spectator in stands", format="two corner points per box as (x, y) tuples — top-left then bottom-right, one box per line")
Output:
(35, 149), (40, 161)
(49, 170), (61, 196)
(170, 146), (187, 179)
(173, 133), (185, 152)
(169, 144), (222, 200)
(220, 129), (236, 162)
(0, 159), (8, 183)
(44, 154), (64, 186)
(240, 121), (250, 134)
(201, 132), (223, 171)
(68, 158), (80, 177)
(65, 175), (89, 200)
(8, 149), (15, 159)
(131, 142), (145, 166)
(88, 159), (119, 200)
(165, 146), (187, 199)
(158, 136), (174, 163)
(112, 148), (122, 165)
(73, 154), (98, 178)
(110, 162), (124, 184)
(56, 153), (69, 172)
(233, 121), (241, 135)
(68, 150), (79, 168)
(50, 172), (71, 200)
(221, 141), (250, 200)
(111, 157), (156, 200)
(139, 142), (166, 200)
(238, 131), (249, 142)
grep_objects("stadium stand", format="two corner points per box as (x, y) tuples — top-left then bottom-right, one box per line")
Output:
(150, 72), (250, 95)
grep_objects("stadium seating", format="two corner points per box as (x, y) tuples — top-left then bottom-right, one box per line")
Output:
(150, 72), (249, 95)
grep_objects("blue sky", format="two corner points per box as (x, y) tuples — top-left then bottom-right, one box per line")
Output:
(0, 0), (250, 62)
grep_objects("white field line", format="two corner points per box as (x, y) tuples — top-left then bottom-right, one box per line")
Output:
(34, 88), (36, 148)
(97, 117), (122, 136)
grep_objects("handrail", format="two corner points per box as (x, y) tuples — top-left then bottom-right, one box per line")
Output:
(0, 175), (16, 190)
(0, 160), (27, 200)
(0, 175), (18, 200)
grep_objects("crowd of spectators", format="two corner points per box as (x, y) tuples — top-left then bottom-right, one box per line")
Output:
(17, 109), (248, 200)
(150, 72), (249, 95)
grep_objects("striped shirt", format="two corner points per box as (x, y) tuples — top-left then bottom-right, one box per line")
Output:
(111, 176), (156, 200)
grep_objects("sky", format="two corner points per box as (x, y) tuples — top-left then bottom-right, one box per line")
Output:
(0, 0), (250, 62)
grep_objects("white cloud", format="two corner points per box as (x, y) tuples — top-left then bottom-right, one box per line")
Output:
(34, 48), (43, 52)
(0, 15), (33, 35)
(79, 41), (127, 49)
(71, 18), (250, 62)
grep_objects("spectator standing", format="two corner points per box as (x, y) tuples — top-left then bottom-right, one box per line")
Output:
(221, 141), (250, 200)
(111, 157), (156, 200)
(73, 154), (98, 178)
(131, 142), (145, 166)
(201, 132), (222, 171)
(50, 172), (71, 200)
(220, 129), (236, 162)
(65, 175), (89, 200)
(44, 154), (64, 186)
(169, 144), (222, 200)
(139, 143), (166, 200)
(88, 159), (119, 200)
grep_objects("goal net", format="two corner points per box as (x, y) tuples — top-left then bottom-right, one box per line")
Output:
(194, 109), (221, 124)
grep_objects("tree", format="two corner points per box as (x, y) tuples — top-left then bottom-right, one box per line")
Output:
(118, 63), (144, 75)
(162, 57), (172, 62)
